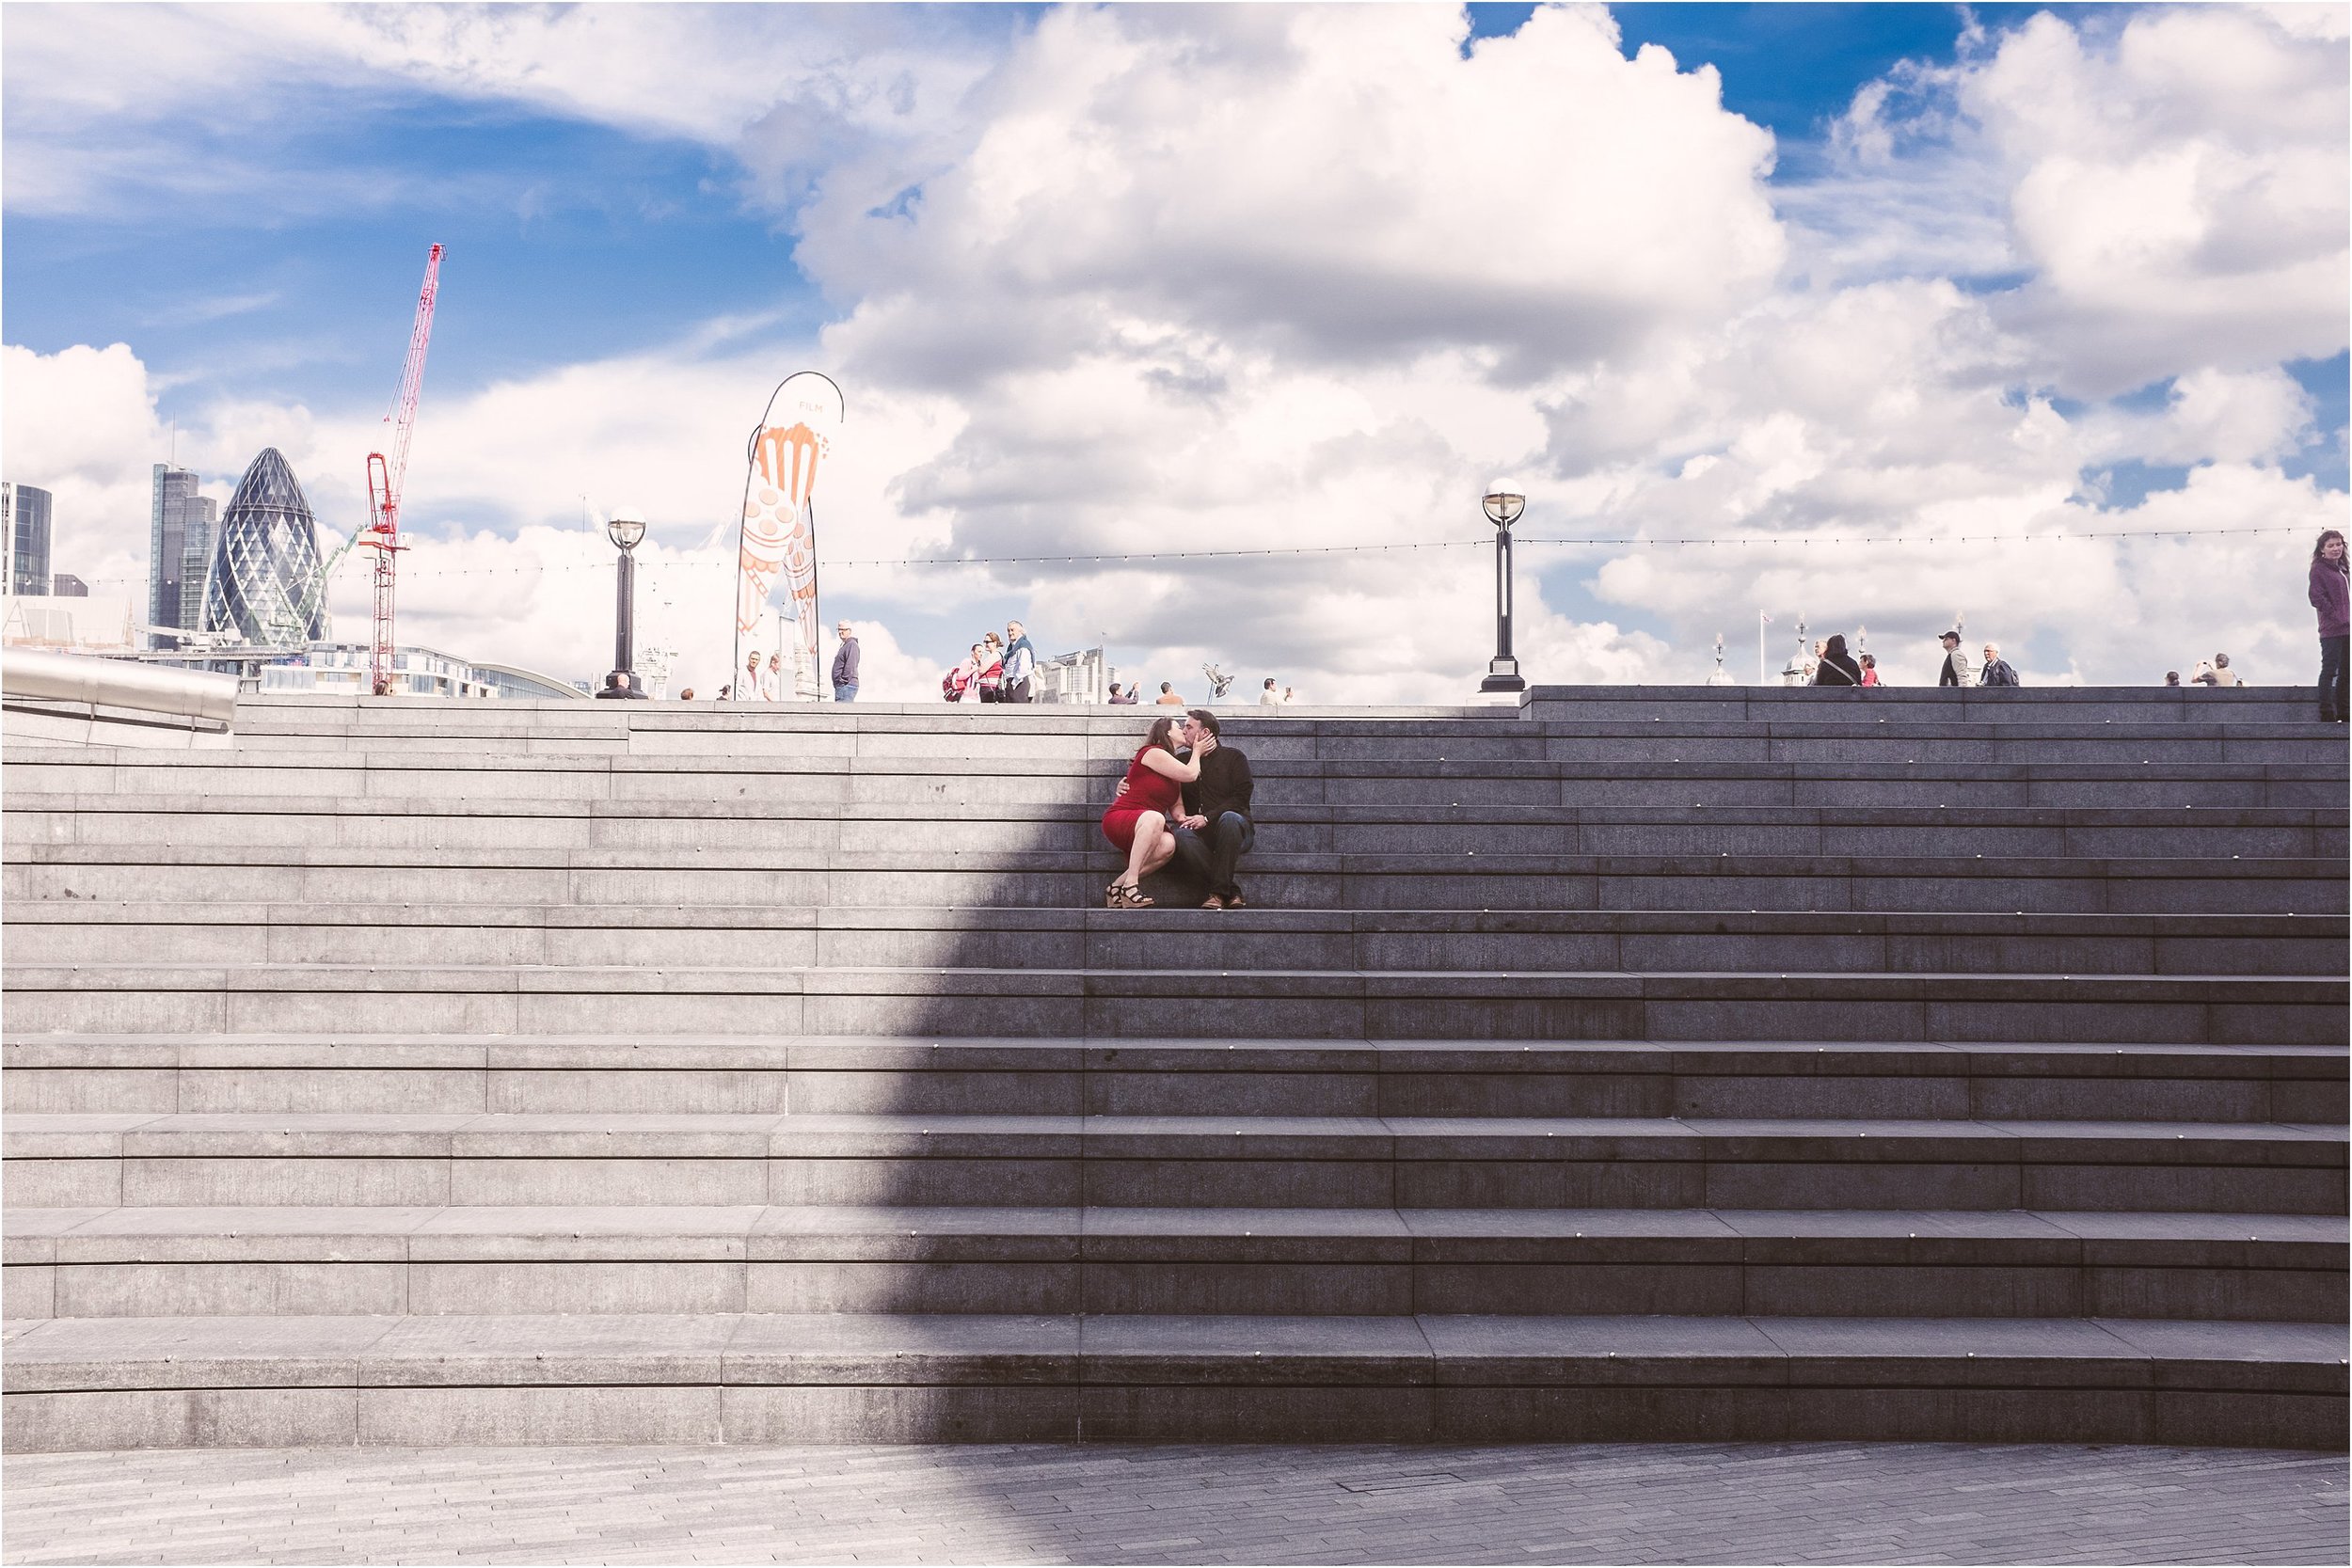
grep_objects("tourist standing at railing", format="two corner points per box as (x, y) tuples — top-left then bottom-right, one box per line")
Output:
(975, 633), (1007, 702)
(2312, 529), (2349, 722)
(1000, 622), (1036, 704)
(1936, 631), (1973, 688)
(832, 622), (861, 702)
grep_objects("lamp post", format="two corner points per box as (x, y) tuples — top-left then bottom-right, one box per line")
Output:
(607, 515), (644, 688)
(1479, 488), (1526, 694)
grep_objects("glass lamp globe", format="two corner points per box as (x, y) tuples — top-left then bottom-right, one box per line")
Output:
(607, 516), (647, 551)
(1482, 491), (1526, 528)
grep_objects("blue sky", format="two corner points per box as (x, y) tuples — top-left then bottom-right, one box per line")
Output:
(5, 3), (2344, 697)
(0, 5), (2143, 421)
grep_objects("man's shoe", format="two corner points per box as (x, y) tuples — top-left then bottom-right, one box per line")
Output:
(1200, 895), (1226, 910)
(1222, 890), (1247, 909)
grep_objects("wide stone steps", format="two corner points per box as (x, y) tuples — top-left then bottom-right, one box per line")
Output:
(5, 1311), (2340, 1450)
(8, 1110), (2342, 1215)
(9, 905), (2343, 978)
(5, 964), (2342, 1042)
(7, 690), (2342, 1451)
(11, 795), (2344, 861)
(11, 747), (2344, 810)
(11, 848), (2342, 915)
(7, 1037), (2337, 1122)
(7, 1206), (2343, 1323)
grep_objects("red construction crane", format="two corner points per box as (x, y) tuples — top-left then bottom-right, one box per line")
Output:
(359, 243), (443, 696)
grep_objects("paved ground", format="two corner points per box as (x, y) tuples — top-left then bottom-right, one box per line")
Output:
(3, 1442), (2344, 1565)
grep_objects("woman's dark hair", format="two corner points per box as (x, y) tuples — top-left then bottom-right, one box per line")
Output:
(2317, 530), (2347, 565)
(1143, 716), (1181, 754)
(1859, 653), (1876, 668)
(1824, 634), (1851, 659)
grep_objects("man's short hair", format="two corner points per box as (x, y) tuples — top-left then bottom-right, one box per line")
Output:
(1159, 681), (1172, 693)
(1983, 642), (1999, 655)
(2215, 653), (2231, 667)
(1186, 708), (1221, 736)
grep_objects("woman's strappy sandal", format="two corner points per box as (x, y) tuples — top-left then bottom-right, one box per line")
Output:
(1117, 882), (1153, 908)
(1104, 881), (1129, 909)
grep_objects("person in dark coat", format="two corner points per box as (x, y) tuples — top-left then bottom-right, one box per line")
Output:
(1169, 708), (1257, 909)
(1978, 643), (2020, 687)
(1813, 635), (1862, 687)
(2311, 529), (2348, 722)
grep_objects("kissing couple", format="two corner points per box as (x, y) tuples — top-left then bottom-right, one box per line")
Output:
(1099, 708), (1257, 910)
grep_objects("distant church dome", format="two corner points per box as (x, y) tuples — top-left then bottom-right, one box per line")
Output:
(203, 448), (326, 647)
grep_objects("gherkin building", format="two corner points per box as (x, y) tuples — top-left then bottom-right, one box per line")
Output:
(203, 448), (326, 647)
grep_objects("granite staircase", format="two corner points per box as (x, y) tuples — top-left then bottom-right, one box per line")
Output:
(4, 689), (2345, 1451)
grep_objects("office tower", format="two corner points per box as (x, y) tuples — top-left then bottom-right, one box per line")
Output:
(203, 448), (325, 648)
(149, 465), (212, 641)
(53, 574), (88, 596)
(3, 481), (55, 597)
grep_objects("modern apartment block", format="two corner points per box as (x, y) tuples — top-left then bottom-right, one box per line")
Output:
(2, 480), (55, 597)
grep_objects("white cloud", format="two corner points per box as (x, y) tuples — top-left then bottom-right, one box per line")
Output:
(6, 4), (2345, 702)
(1799, 5), (2349, 393)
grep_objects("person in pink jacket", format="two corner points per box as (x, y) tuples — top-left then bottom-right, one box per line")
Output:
(2312, 530), (2347, 723)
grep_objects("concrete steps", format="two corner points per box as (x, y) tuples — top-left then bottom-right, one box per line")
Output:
(8, 1206), (2342, 1323)
(3, 965), (2344, 1041)
(4, 1311), (2341, 1450)
(5, 690), (2343, 1450)
(8, 905), (2344, 977)
(9, 1037), (2339, 1122)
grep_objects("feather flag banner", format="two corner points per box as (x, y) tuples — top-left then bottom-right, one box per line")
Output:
(734, 372), (845, 699)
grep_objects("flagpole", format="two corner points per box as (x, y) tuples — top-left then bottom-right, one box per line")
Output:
(1758, 611), (1769, 687)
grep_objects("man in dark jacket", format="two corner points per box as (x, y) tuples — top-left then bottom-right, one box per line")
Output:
(1171, 708), (1256, 909)
(831, 623), (861, 702)
(595, 672), (649, 700)
(1978, 642), (2020, 687)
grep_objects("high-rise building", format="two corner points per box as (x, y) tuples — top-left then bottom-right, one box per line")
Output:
(148, 465), (215, 641)
(203, 448), (326, 648)
(3, 481), (55, 597)
(53, 574), (89, 597)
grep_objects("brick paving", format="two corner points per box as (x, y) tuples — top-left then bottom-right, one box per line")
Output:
(3, 1443), (2345, 1565)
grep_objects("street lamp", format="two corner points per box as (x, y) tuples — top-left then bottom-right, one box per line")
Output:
(1479, 488), (1527, 694)
(607, 515), (644, 689)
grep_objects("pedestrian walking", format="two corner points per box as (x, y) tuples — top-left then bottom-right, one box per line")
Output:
(2312, 529), (2348, 721)
(832, 622), (861, 702)
(765, 652), (786, 702)
(741, 650), (764, 703)
(1000, 621), (1036, 704)
(1812, 635), (1861, 687)
(1978, 642), (2020, 687)
(1936, 631), (1972, 687)
(1859, 654), (1880, 687)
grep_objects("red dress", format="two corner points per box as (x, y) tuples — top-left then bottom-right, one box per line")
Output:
(1101, 746), (1182, 852)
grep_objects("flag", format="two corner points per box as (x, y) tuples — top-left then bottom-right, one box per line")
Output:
(735, 372), (844, 699)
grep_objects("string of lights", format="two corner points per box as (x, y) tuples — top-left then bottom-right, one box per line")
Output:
(60, 522), (2305, 591)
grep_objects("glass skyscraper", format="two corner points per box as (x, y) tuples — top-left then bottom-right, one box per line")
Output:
(148, 466), (215, 640)
(203, 448), (326, 647)
(3, 481), (55, 597)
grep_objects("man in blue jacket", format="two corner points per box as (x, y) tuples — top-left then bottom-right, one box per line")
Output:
(1001, 621), (1037, 704)
(1978, 642), (2020, 687)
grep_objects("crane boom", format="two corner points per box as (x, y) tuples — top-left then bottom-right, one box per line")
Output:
(361, 243), (443, 696)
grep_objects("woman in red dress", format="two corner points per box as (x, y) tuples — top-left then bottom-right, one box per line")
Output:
(1100, 715), (1214, 907)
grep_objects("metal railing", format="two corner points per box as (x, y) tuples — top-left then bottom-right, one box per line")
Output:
(1, 647), (240, 726)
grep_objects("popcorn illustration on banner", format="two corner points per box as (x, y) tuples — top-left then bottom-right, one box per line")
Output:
(734, 371), (844, 700)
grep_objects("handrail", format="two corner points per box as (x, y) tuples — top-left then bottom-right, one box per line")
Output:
(1, 648), (240, 725)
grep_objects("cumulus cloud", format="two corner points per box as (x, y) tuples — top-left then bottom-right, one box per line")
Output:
(5, 3), (2345, 700)
(1802, 5), (2349, 393)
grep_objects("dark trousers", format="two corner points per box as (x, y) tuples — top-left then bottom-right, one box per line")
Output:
(2320, 636), (2348, 721)
(1171, 812), (1255, 898)
(1003, 679), (1033, 704)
